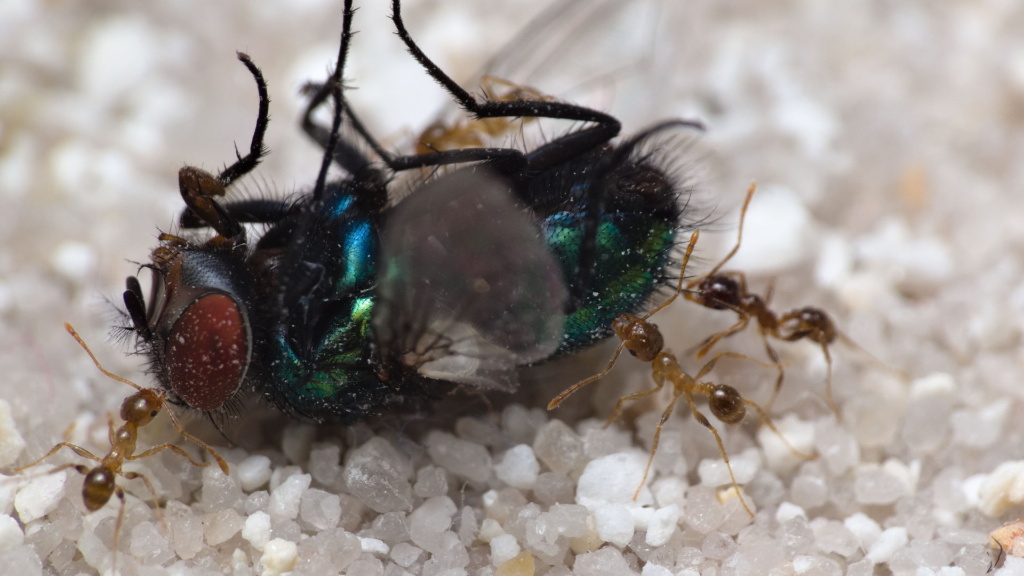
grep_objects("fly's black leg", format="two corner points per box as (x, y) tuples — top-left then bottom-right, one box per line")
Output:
(390, 0), (621, 172)
(179, 198), (291, 228)
(178, 53), (270, 241)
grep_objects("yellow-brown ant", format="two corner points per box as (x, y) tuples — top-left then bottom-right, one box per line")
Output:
(683, 183), (870, 418)
(14, 324), (228, 568)
(549, 230), (812, 517)
(415, 76), (553, 154)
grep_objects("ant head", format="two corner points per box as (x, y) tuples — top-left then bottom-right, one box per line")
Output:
(612, 314), (664, 362)
(121, 388), (164, 427)
(698, 274), (742, 310)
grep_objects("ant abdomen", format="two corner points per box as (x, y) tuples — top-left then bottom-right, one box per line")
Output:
(709, 384), (746, 424)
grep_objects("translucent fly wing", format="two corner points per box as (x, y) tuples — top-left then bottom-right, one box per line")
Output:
(471, 0), (676, 125)
(374, 169), (568, 392)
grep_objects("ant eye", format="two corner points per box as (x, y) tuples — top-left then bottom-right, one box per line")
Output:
(165, 293), (250, 411)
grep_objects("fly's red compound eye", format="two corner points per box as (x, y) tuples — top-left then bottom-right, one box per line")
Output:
(165, 293), (250, 411)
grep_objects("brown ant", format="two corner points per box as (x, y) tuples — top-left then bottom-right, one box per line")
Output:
(15, 324), (228, 568)
(549, 230), (813, 517)
(415, 76), (553, 154)
(684, 182), (867, 418)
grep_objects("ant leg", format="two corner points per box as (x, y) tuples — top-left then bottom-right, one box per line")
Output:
(759, 335), (786, 412)
(15, 443), (102, 473)
(706, 182), (757, 277)
(164, 411), (229, 474)
(129, 443), (210, 468)
(694, 315), (751, 358)
(741, 398), (816, 460)
(683, 393), (754, 517)
(547, 341), (628, 410)
(818, 342), (838, 419)
(603, 374), (667, 428)
(634, 394), (682, 500)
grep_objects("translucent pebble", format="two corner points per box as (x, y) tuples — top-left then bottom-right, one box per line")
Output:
(408, 496), (457, 554)
(246, 491), (271, 514)
(457, 506), (478, 546)
(573, 546), (637, 576)
(490, 533), (521, 566)
(425, 431), (492, 484)
(775, 502), (807, 523)
(129, 521), (174, 565)
(281, 424), (315, 464)
(865, 527), (908, 563)
(390, 542), (423, 567)
(201, 464), (242, 510)
(651, 477), (687, 509)
(854, 464), (909, 505)
(951, 400), (1009, 448)
(977, 460), (1024, 516)
(0, 514), (24, 550)
(370, 511), (410, 544)
(534, 473), (574, 506)
(757, 415), (814, 475)
(347, 557), (384, 576)
(204, 508), (245, 546)
(165, 500), (203, 560)
(296, 528), (362, 574)
(496, 551), (535, 576)
(308, 444), (343, 488)
(845, 558), (874, 576)
(14, 470), (66, 523)
(237, 455), (273, 493)
(791, 555), (841, 576)
(811, 519), (858, 558)
(502, 405), (547, 445)
(360, 537), (390, 556)
(0, 400), (25, 467)
(479, 518), (505, 542)
(576, 452), (654, 510)
(814, 419), (859, 476)
(268, 473), (311, 521)
(421, 542), (469, 574)
(682, 486), (725, 535)
(843, 513), (882, 551)
(414, 465), (449, 498)
(641, 563), (673, 576)
(243, 511), (272, 550)
(645, 504), (680, 547)
(455, 417), (506, 448)
(900, 393), (952, 453)
(546, 504), (588, 538)
(495, 445), (540, 490)
(260, 538), (298, 575)
(345, 437), (415, 513)
(0, 545), (41, 576)
(533, 420), (585, 477)
(594, 504), (634, 547)
(698, 448), (758, 487)
(299, 488), (341, 531)
(790, 473), (828, 510)
(720, 534), (785, 576)
(702, 531), (736, 560)
(0, 481), (17, 516)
